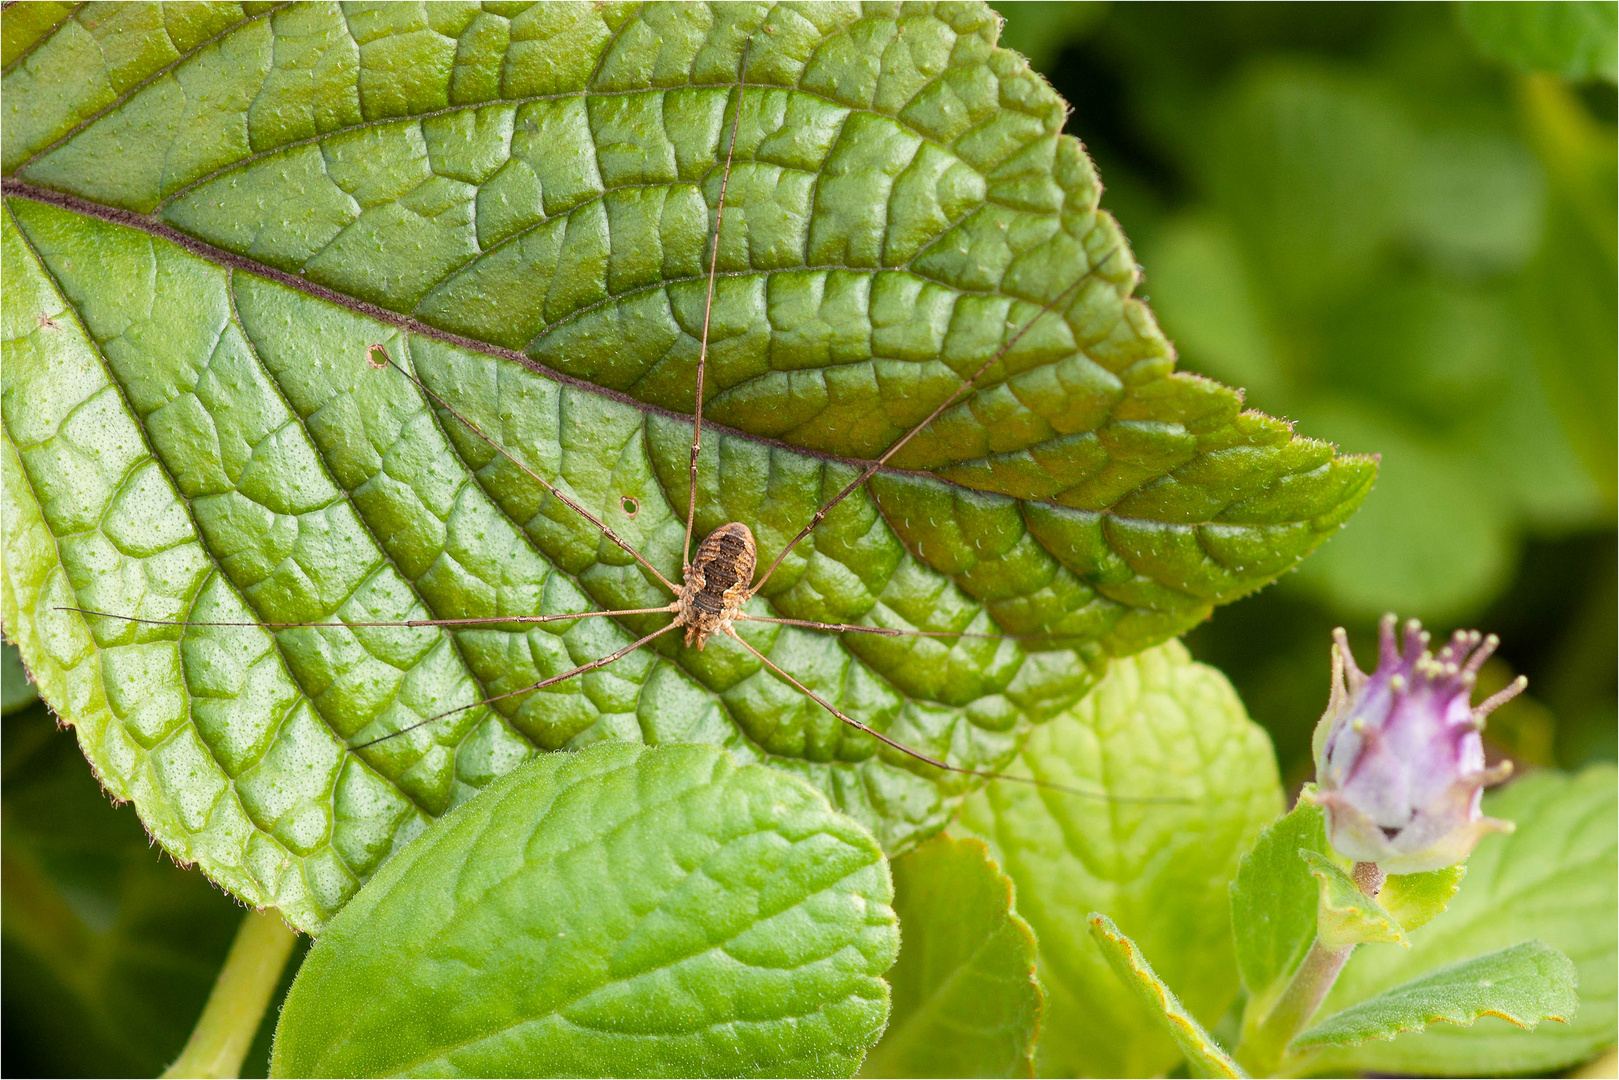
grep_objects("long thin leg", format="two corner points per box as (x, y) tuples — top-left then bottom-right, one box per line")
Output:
(724, 627), (1181, 803)
(351, 621), (679, 751)
(683, 36), (751, 574)
(736, 613), (1058, 641)
(749, 249), (1119, 597)
(367, 345), (680, 596)
(58, 604), (676, 631)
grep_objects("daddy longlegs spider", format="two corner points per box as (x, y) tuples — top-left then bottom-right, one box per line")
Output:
(63, 40), (1180, 808)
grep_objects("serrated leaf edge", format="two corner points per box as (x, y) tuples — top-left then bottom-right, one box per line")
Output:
(1291, 940), (1580, 1051)
(1087, 912), (1249, 1080)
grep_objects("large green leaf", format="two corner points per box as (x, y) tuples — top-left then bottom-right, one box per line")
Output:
(1, 2), (1370, 931)
(860, 836), (1042, 1079)
(270, 741), (897, 1079)
(952, 641), (1283, 1077)
(1302, 767), (1617, 1077)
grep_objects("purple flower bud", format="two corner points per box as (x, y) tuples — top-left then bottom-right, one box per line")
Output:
(1308, 614), (1523, 875)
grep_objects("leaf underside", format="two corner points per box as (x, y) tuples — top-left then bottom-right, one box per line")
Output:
(0, 1), (1371, 930)
(270, 741), (898, 1079)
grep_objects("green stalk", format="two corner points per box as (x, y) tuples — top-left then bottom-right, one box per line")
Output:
(1235, 862), (1385, 1076)
(163, 908), (298, 1079)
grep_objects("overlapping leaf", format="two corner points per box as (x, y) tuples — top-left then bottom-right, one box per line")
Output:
(860, 836), (1042, 1078)
(270, 742), (897, 1079)
(952, 641), (1283, 1077)
(1, 2), (1370, 930)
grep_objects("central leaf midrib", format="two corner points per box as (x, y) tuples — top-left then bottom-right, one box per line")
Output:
(0, 181), (1263, 539)
(0, 180), (906, 474)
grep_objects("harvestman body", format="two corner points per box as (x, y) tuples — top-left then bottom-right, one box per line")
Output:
(677, 523), (756, 651)
(64, 39), (1170, 803)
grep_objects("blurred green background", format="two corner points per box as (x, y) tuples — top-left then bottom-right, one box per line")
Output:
(999, 0), (1617, 791)
(3, 2), (1614, 1076)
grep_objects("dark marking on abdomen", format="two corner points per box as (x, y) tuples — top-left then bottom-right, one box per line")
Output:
(692, 523), (757, 615)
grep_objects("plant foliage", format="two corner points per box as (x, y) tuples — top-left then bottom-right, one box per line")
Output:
(270, 741), (896, 1078)
(860, 835), (1042, 1078)
(1, 1), (1370, 933)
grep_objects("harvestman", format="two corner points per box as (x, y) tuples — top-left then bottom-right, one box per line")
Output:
(67, 44), (1162, 802)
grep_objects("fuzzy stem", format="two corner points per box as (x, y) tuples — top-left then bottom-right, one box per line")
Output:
(162, 909), (297, 1079)
(1235, 861), (1382, 1076)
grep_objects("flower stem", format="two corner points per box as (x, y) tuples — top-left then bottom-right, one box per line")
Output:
(1235, 861), (1383, 1076)
(162, 908), (298, 1079)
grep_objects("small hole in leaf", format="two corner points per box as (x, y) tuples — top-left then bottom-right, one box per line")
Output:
(620, 496), (639, 518)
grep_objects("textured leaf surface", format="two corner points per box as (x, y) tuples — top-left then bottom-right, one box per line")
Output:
(1, 1), (1369, 930)
(1229, 799), (1326, 1011)
(1459, 1), (1618, 81)
(1304, 767), (1617, 1077)
(1087, 914), (1246, 1079)
(952, 641), (1282, 1077)
(270, 741), (896, 1079)
(1300, 849), (1408, 948)
(1294, 940), (1578, 1050)
(860, 836), (1041, 1079)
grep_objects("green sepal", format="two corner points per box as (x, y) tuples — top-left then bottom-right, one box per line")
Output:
(1300, 849), (1409, 948)
(1087, 913), (1248, 1079)
(1381, 864), (1468, 933)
